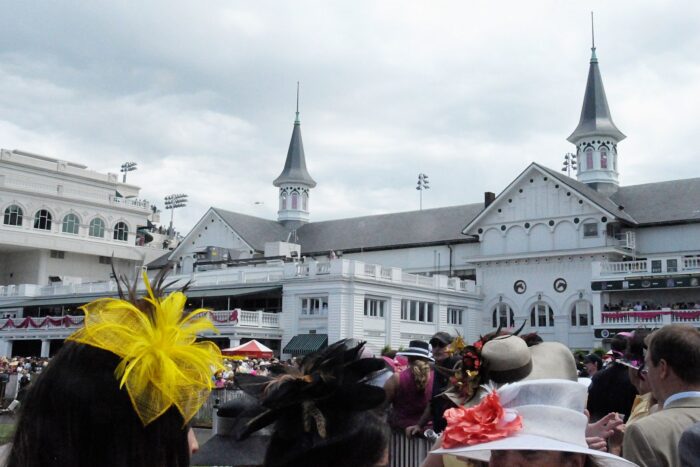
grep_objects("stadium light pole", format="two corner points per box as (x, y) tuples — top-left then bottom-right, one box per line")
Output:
(562, 153), (577, 177)
(164, 193), (188, 234)
(416, 173), (430, 210)
(120, 162), (138, 183)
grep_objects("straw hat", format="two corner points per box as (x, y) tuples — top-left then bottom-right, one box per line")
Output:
(434, 379), (636, 467)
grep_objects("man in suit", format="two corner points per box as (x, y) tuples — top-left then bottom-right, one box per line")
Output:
(622, 325), (700, 467)
(679, 422), (700, 467)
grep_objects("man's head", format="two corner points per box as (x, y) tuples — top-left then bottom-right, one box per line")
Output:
(583, 354), (602, 377)
(645, 325), (700, 403)
(429, 332), (453, 362)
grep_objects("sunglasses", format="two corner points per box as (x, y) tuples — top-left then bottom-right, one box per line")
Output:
(430, 341), (447, 348)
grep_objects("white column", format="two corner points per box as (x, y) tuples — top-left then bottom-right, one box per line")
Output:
(0, 339), (12, 358)
(228, 338), (241, 348)
(40, 339), (50, 358)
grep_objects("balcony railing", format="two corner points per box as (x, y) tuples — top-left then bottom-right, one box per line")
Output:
(601, 309), (700, 326)
(0, 309), (280, 333)
(597, 256), (700, 277)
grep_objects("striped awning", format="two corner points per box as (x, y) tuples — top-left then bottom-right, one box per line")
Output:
(283, 334), (328, 356)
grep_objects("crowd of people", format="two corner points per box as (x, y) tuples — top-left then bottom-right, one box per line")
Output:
(604, 300), (700, 311)
(0, 269), (698, 467)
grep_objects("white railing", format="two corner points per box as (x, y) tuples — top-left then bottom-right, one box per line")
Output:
(364, 264), (377, 275)
(599, 256), (700, 277)
(0, 309), (280, 333)
(316, 262), (331, 274)
(610, 231), (636, 250)
(600, 260), (647, 274)
(108, 195), (150, 211)
(601, 310), (700, 326)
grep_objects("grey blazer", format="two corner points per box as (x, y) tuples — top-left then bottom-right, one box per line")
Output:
(679, 421), (700, 467)
(623, 396), (700, 467)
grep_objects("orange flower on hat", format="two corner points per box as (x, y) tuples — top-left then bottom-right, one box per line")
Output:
(442, 391), (522, 449)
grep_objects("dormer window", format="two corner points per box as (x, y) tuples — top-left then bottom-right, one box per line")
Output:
(585, 148), (593, 170)
(280, 192), (287, 210)
(600, 148), (608, 169)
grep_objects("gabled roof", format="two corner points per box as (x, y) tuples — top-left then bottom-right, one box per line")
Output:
(296, 204), (482, 254)
(611, 177), (700, 225)
(273, 120), (316, 187)
(462, 162), (637, 235)
(536, 165), (636, 224)
(568, 49), (625, 143)
(212, 207), (291, 252)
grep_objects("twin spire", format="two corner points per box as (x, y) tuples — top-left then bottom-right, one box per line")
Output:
(568, 13), (625, 143)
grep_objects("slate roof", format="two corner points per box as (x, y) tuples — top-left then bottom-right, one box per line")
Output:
(535, 164), (637, 224)
(273, 120), (316, 187)
(212, 208), (292, 251)
(295, 204), (482, 254)
(611, 178), (700, 225)
(568, 49), (626, 143)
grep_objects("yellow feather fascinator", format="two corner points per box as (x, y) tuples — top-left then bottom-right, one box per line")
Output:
(67, 271), (225, 426)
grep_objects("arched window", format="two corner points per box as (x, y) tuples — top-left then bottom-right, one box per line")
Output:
(570, 300), (593, 327)
(3, 205), (23, 226)
(33, 209), (52, 230)
(492, 303), (514, 328)
(302, 192), (308, 211)
(291, 192), (299, 209)
(89, 218), (105, 238)
(600, 147), (608, 169)
(113, 222), (129, 241)
(62, 213), (80, 234)
(586, 148), (593, 170)
(280, 192), (287, 210)
(530, 302), (554, 327)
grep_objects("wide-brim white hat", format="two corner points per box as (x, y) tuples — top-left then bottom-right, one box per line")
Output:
(433, 379), (636, 467)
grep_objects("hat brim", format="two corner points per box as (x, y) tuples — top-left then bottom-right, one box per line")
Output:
(434, 433), (636, 467)
(396, 351), (434, 362)
(190, 434), (269, 466)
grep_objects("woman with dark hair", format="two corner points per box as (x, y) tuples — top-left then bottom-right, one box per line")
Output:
(240, 339), (390, 467)
(5, 271), (224, 467)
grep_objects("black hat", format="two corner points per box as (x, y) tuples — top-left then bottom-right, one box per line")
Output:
(430, 332), (453, 347)
(190, 394), (270, 466)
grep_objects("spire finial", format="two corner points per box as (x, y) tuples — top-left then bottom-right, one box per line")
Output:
(295, 81), (300, 124)
(590, 11), (597, 61)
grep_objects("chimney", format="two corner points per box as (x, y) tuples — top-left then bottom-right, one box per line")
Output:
(484, 192), (496, 208)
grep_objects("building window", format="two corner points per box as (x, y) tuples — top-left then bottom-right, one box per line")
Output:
(530, 302), (554, 327)
(280, 192), (287, 210)
(600, 148), (608, 169)
(301, 297), (328, 316)
(62, 213), (80, 235)
(33, 209), (52, 230)
(447, 307), (464, 325)
(586, 148), (593, 169)
(3, 205), (23, 226)
(302, 193), (308, 211)
(651, 260), (662, 273)
(400, 299), (435, 323)
(291, 192), (299, 209)
(89, 218), (105, 238)
(583, 223), (598, 238)
(570, 300), (593, 327)
(491, 303), (514, 328)
(666, 259), (678, 273)
(50, 250), (65, 259)
(98, 256), (111, 265)
(364, 298), (386, 318)
(113, 222), (129, 241)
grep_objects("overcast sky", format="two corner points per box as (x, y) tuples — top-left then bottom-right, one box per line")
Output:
(1, 1), (699, 232)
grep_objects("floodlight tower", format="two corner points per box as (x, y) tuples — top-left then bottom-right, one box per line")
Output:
(120, 162), (138, 183)
(416, 173), (430, 210)
(164, 193), (188, 234)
